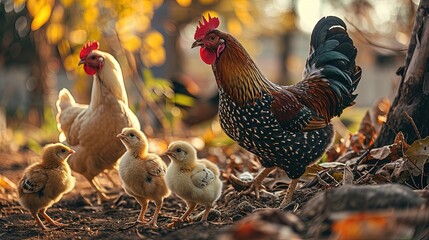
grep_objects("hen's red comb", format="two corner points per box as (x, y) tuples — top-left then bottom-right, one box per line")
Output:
(194, 14), (220, 40)
(80, 41), (99, 59)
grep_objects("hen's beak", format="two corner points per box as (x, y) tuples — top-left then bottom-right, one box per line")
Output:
(191, 40), (203, 48)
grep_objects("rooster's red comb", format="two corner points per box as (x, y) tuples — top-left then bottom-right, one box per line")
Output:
(194, 14), (220, 40)
(80, 41), (100, 59)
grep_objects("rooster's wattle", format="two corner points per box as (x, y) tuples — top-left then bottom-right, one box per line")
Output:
(192, 15), (361, 208)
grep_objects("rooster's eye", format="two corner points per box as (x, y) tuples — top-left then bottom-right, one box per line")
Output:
(210, 36), (216, 41)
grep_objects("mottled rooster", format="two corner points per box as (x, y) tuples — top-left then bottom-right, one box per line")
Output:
(56, 41), (141, 203)
(192, 15), (361, 208)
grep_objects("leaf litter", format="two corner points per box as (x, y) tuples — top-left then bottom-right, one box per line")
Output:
(1, 98), (428, 239)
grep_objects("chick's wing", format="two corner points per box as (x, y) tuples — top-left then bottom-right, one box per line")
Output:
(21, 169), (48, 194)
(145, 157), (166, 177)
(191, 166), (215, 188)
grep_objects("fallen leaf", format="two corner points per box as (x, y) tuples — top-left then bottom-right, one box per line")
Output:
(0, 174), (17, 191)
(405, 136), (429, 176)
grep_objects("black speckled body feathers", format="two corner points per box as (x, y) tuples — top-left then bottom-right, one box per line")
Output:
(213, 16), (360, 179)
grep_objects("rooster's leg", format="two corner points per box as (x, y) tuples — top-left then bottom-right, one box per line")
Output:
(278, 178), (299, 208)
(240, 167), (275, 198)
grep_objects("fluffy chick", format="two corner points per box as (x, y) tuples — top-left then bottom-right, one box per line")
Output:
(165, 141), (222, 224)
(18, 143), (76, 230)
(117, 128), (170, 228)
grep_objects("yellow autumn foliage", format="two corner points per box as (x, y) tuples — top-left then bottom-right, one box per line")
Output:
(46, 23), (64, 44)
(30, 2), (53, 31)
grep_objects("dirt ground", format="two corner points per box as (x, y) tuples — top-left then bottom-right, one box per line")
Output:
(0, 149), (289, 240)
(2, 145), (428, 240)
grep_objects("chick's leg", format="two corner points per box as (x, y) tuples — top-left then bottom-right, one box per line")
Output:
(40, 209), (67, 227)
(32, 213), (48, 230)
(148, 198), (164, 228)
(278, 178), (299, 209)
(240, 167), (275, 198)
(180, 202), (197, 222)
(201, 206), (212, 223)
(135, 197), (149, 224)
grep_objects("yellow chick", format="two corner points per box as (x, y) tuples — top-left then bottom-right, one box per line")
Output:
(18, 143), (76, 230)
(165, 141), (222, 224)
(117, 128), (170, 228)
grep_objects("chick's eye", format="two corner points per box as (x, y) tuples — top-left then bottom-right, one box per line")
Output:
(61, 149), (66, 153)
(176, 148), (182, 153)
(129, 133), (135, 138)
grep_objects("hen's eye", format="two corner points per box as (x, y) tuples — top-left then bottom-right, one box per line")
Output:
(176, 148), (182, 153)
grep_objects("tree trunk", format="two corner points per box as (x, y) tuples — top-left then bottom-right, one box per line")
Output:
(375, 0), (429, 147)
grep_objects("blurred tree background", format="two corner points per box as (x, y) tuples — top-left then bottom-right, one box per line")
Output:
(0, 0), (419, 151)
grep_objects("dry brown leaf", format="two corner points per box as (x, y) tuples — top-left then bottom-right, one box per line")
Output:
(331, 212), (414, 240)
(0, 174), (17, 191)
(405, 136), (429, 176)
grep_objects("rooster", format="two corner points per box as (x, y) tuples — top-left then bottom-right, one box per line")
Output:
(191, 15), (361, 208)
(56, 41), (141, 203)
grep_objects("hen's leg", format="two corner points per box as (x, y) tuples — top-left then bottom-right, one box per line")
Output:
(32, 212), (49, 230)
(148, 198), (163, 228)
(40, 209), (67, 227)
(278, 178), (299, 208)
(88, 178), (114, 204)
(135, 197), (149, 224)
(103, 170), (118, 187)
(240, 167), (275, 198)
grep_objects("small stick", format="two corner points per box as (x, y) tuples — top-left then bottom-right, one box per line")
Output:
(352, 149), (370, 173)
(405, 112), (422, 139)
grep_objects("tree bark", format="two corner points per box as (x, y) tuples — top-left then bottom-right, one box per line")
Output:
(375, 0), (429, 147)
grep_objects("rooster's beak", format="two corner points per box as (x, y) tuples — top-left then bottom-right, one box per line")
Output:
(191, 40), (203, 48)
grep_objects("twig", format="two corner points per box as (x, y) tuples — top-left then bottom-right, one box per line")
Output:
(405, 112), (422, 139)
(110, 33), (171, 132)
(352, 149), (371, 173)
(345, 19), (408, 52)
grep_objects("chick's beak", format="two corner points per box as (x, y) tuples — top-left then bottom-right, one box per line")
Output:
(116, 133), (125, 138)
(164, 149), (173, 157)
(191, 40), (203, 49)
